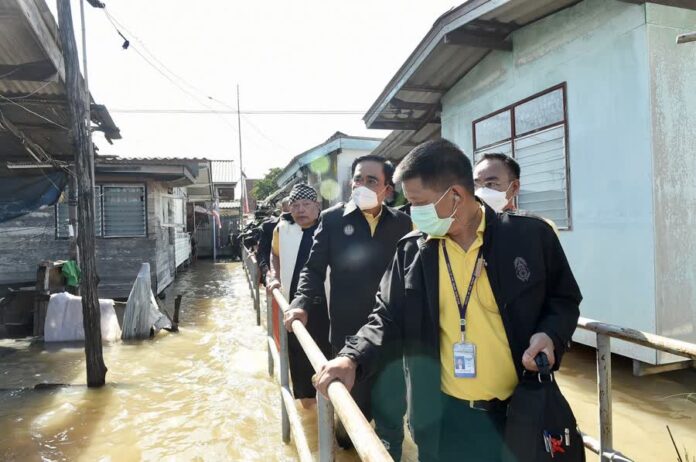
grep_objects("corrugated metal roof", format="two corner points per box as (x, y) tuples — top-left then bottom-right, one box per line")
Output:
(98, 155), (210, 163)
(210, 160), (236, 184)
(0, 0), (120, 162)
(364, 0), (581, 131)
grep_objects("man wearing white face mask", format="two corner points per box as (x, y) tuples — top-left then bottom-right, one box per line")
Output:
(284, 155), (412, 456)
(474, 153), (559, 235)
(312, 140), (581, 462)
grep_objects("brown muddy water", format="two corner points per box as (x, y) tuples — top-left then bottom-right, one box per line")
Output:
(0, 261), (694, 461)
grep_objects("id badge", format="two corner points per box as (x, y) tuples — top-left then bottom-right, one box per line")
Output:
(453, 342), (476, 378)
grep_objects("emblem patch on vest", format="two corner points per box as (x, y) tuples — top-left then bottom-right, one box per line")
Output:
(343, 224), (354, 236)
(514, 257), (530, 282)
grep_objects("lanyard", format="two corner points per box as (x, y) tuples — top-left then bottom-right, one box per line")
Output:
(441, 239), (483, 339)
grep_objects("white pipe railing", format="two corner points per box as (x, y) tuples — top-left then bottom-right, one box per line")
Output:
(576, 316), (696, 462)
(243, 245), (696, 462)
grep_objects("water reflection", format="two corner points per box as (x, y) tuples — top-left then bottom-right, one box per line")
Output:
(0, 262), (694, 461)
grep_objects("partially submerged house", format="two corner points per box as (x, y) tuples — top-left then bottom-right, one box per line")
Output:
(365, 0), (696, 369)
(0, 156), (202, 299)
(272, 132), (382, 207)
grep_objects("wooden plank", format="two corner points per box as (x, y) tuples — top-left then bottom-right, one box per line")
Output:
(15, 0), (65, 81)
(443, 29), (513, 51)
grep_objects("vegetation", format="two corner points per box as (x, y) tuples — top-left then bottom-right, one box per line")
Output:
(251, 167), (283, 200)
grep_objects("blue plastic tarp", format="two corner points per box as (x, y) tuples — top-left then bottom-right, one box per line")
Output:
(0, 171), (67, 223)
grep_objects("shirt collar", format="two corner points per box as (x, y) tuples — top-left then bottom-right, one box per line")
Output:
(343, 200), (384, 218)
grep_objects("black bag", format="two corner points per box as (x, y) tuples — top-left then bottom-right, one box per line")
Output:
(503, 353), (585, 462)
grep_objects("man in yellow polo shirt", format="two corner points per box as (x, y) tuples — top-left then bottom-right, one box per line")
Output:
(314, 140), (582, 462)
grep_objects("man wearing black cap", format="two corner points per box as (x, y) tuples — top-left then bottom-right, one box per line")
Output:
(267, 184), (331, 408)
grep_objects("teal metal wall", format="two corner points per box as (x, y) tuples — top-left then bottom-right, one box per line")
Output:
(440, 0), (659, 362)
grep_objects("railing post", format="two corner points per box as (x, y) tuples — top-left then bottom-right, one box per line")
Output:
(596, 333), (612, 462)
(266, 289), (274, 377)
(254, 265), (261, 326)
(317, 392), (335, 462)
(278, 300), (291, 444)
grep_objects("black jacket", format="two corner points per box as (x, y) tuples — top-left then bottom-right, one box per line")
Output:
(290, 202), (412, 348)
(340, 204), (581, 459)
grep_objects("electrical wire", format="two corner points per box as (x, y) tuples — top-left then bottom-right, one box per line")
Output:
(109, 108), (376, 115)
(2, 81), (54, 101)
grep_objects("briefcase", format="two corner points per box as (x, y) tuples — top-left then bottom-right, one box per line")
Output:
(502, 353), (585, 462)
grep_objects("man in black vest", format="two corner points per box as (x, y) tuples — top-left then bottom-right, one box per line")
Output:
(284, 155), (412, 457)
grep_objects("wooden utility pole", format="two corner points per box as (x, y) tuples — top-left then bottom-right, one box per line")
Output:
(57, 0), (107, 387)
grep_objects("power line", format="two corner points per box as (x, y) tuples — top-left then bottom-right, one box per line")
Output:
(108, 108), (377, 115)
(0, 93), (69, 129)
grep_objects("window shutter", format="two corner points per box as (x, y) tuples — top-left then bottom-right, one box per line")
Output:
(55, 186), (103, 238)
(514, 125), (569, 228)
(102, 185), (146, 237)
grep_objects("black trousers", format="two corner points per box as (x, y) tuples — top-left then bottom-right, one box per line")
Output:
(438, 393), (507, 462)
(288, 305), (331, 399)
(332, 346), (407, 459)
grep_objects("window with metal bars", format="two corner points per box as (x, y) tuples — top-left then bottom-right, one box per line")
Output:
(472, 84), (570, 229)
(55, 186), (103, 238)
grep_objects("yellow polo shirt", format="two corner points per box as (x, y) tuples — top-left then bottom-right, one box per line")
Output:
(436, 208), (517, 401)
(362, 210), (381, 236)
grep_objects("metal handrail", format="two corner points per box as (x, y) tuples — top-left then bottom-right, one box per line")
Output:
(576, 316), (696, 462)
(241, 245), (392, 462)
(242, 244), (696, 462)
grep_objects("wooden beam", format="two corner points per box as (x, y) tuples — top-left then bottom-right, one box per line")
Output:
(389, 98), (439, 111)
(443, 29), (512, 51)
(15, 0), (65, 81)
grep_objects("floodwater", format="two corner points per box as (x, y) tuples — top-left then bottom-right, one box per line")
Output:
(0, 261), (694, 461)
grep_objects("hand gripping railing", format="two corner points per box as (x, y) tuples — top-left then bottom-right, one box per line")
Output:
(241, 246), (392, 462)
(576, 317), (696, 462)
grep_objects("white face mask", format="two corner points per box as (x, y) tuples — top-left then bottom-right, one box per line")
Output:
(475, 187), (510, 212)
(352, 186), (381, 211)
